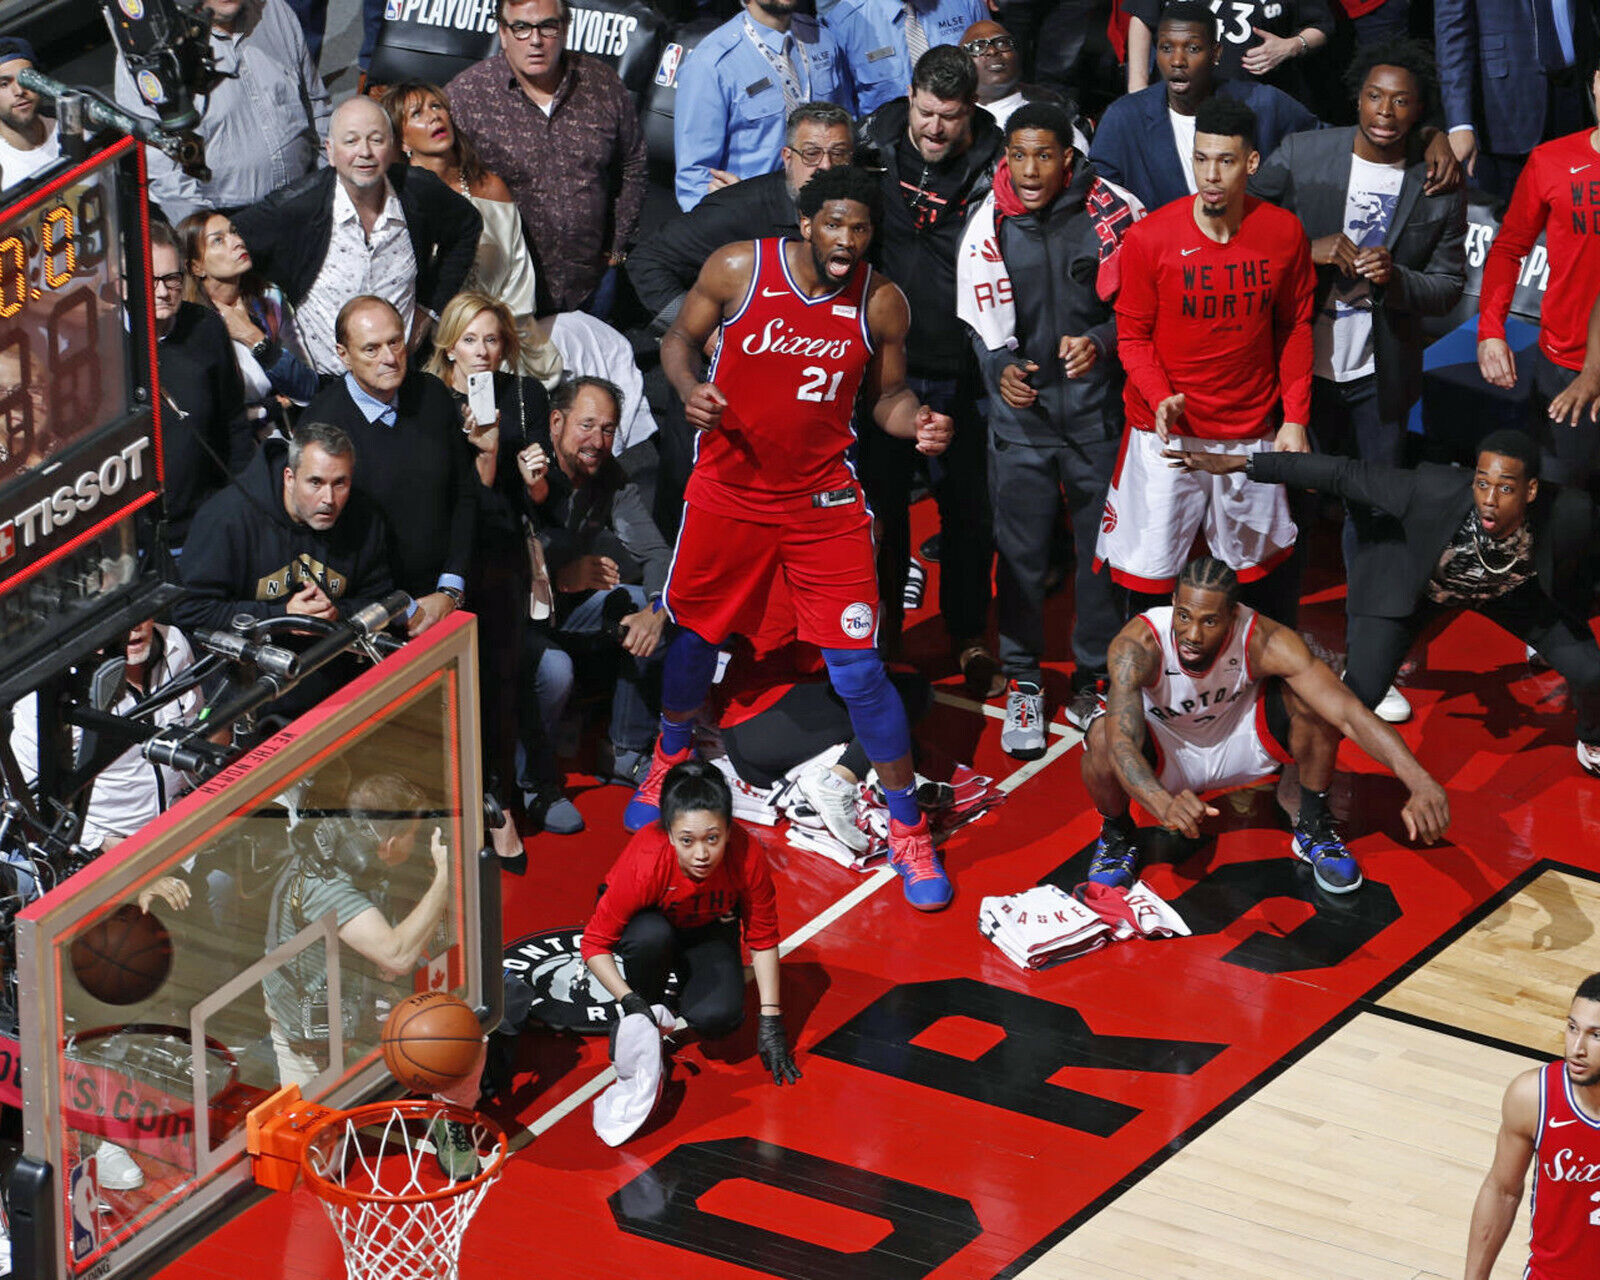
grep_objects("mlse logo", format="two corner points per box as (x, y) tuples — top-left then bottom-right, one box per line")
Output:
(0, 437), (152, 565)
(567, 8), (638, 57)
(384, 0), (497, 33)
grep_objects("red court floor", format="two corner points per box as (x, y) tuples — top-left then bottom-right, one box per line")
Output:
(155, 508), (1600, 1280)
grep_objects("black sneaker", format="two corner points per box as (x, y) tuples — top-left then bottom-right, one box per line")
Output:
(1086, 823), (1139, 889)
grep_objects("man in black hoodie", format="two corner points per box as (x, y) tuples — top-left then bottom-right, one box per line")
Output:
(860, 44), (1003, 678)
(176, 421), (396, 638)
(957, 102), (1141, 755)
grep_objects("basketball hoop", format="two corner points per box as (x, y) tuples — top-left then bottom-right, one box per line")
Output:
(248, 1087), (507, 1280)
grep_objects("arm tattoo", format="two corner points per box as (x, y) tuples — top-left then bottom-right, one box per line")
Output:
(1105, 637), (1167, 805)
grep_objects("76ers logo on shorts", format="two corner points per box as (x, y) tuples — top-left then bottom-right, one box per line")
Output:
(840, 602), (875, 640)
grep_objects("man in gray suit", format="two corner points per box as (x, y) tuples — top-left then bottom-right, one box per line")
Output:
(1250, 38), (1466, 722)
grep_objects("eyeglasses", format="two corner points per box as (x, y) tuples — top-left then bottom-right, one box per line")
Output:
(788, 145), (854, 165)
(152, 272), (185, 293)
(962, 36), (1016, 55)
(501, 17), (564, 40)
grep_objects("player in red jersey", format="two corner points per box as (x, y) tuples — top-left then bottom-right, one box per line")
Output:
(1094, 95), (1315, 613)
(1477, 68), (1600, 489)
(626, 166), (958, 912)
(1465, 972), (1600, 1280)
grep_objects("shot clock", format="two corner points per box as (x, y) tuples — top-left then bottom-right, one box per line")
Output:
(0, 135), (169, 696)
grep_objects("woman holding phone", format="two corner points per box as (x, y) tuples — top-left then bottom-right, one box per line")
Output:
(424, 292), (581, 839)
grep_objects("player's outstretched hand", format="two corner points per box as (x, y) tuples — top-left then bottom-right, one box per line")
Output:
(1161, 447), (1247, 476)
(685, 381), (727, 431)
(1477, 338), (1517, 390)
(1400, 779), (1450, 845)
(999, 361), (1039, 408)
(1153, 393), (1186, 443)
(1158, 789), (1217, 840)
(1548, 366), (1600, 426)
(756, 1013), (801, 1086)
(914, 406), (954, 456)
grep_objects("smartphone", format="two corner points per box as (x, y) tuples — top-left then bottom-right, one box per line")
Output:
(467, 371), (497, 424)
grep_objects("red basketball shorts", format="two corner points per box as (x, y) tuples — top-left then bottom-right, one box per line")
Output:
(665, 501), (880, 650)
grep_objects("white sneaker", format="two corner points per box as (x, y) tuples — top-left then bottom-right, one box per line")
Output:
(1579, 743), (1600, 778)
(1374, 685), (1412, 724)
(95, 1142), (145, 1191)
(796, 765), (869, 852)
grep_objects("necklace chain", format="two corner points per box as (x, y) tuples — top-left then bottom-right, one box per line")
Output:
(1472, 518), (1519, 575)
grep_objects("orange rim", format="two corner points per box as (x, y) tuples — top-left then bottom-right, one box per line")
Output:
(297, 1100), (507, 1207)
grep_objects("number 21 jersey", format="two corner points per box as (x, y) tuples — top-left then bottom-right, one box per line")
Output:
(686, 237), (875, 521)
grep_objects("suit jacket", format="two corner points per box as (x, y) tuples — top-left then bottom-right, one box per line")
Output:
(300, 372), (478, 597)
(233, 163), (481, 317)
(1249, 452), (1599, 621)
(1250, 126), (1467, 422)
(1435, 0), (1598, 156)
(626, 170), (799, 332)
(1088, 79), (1319, 212)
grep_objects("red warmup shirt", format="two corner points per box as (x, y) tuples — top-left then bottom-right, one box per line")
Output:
(1529, 1060), (1600, 1278)
(580, 822), (781, 961)
(1116, 196), (1315, 439)
(1479, 130), (1600, 371)
(686, 237), (877, 522)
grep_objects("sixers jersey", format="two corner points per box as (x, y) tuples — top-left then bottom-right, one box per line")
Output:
(1139, 604), (1261, 753)
(1529, 1060), (1600, 1278)
(686, 237), (875, 521)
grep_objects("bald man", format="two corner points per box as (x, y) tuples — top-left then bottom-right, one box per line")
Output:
(959, 19), (1077, 135)
(234, 94), (481, 376)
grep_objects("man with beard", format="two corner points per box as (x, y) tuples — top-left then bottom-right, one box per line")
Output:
(672, 0), (853, 210)
(1094, 96), (1315, 627)
(1079, 556), (1448, 894)
(956, 102), (1142, 753)
(627, 166), (960, 913)
(823, 0), (988, 114)
(859, 45), (1001, 690)
(1465, 972), (1600, 1278)
(0, 39), (58, 187)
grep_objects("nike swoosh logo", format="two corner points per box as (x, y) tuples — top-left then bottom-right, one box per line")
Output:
(1180, 247), (1201, 256)
(1571, 165), (1591, 174)
(1550, 1117), (1580, 1127)
(761, 287), (790, 297)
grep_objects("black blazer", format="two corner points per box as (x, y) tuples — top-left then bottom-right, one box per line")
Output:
(233, 164), (482, 318)
(626, 171), (799, 332)
(1251, 452), (1598, 621)
(1250, 127), (1467, 423)
(301, 371), (478, 597)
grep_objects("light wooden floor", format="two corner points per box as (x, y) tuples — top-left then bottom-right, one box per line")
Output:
(1016, 870), (1600, 1280)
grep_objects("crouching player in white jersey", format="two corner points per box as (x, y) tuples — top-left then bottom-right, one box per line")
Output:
(1080, 555), (1450, 893)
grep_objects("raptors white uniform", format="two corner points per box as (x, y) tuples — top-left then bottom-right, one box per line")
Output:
(1139, 605), (1290, 795)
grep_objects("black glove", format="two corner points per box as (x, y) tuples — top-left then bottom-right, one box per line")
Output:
(619, 991), (652, 1020)
(756, 1013), (801, 1086)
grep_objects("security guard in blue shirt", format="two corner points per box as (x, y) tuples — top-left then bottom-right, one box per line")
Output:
(673, 0), (855, 211)
(821, 0), (988, 115)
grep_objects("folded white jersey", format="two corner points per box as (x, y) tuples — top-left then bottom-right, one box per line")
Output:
(592, 1003), (675, 1147)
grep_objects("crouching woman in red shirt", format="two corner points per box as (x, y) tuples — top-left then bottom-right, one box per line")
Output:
(581, 762), (800, 1084)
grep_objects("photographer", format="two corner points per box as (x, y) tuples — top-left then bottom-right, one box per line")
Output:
(524, 377), (673, 821)
(260, 772), (451, 1087)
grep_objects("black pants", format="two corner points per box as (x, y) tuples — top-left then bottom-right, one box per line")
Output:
(1527, 348), (1595, 492)
(1344, 586), (1600, 744)
(857, 372), (993, 652)
(990, 431), (1120, 685)
(612, 911), (745, 1038)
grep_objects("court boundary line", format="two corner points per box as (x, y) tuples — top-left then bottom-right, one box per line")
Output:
(992, 858), (1593, 1278)
(506, 718), (1083, 1152)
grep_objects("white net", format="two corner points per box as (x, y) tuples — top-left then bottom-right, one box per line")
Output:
(303, 1105), (505, 1280)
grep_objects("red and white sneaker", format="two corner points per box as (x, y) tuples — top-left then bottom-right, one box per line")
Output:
(1579, 742), (1600, 778)
(624, 741), (693, 830)
(888, 817), (952, 911)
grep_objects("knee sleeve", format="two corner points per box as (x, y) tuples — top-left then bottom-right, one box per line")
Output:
(661, 628), (720, 714)
(822, 647), (912, 763)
